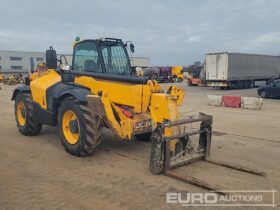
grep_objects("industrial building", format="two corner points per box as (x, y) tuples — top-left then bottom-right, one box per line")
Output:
(130, 57), (150, 68)
(0, 50), (149, 77)
(0, 50), (72, 77)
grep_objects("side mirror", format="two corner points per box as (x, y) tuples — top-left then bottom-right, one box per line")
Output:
(129, 43), (135, 53)
(46, 46), (57, 69)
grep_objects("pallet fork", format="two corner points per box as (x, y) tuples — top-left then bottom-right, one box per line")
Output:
(150, 113), (265, 194)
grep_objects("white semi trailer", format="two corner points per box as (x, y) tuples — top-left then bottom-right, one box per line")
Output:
(205, 52), (280, 89)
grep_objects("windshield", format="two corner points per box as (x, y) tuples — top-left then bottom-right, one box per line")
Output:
(100, 43), (131, 75)
(73, 41), (102, 73)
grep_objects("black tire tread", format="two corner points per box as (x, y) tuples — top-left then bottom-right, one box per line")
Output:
(59, 97), (102, 156)
(15, 93), (42, 136)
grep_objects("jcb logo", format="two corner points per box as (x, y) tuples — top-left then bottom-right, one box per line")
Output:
(134, 120), (152, 132)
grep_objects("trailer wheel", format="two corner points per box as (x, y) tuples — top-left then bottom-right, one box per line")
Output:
(15, 93), (42, 136)
(58, 97), (102, 156)
(245, 81), (251, 89)
(249, 81), (255, 88)
(237, 81), (244, 89)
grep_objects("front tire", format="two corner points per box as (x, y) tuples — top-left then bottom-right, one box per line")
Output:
(58, 98), (102, 156)
(15, 93), (42, 135)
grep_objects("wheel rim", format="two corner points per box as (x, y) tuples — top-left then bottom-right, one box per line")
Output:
(62, 110), (80, 144)
(17, 101), (26, 126)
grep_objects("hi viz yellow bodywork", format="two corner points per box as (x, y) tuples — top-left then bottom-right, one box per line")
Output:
(30, 69), (184, 143)
(12, 38), (213, 175)
(171, 66), (184, 81)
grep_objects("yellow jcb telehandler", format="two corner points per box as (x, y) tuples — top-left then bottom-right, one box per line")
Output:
(171, 66), (184, 82)
(12, 37), (211, 175)
(12, 38), (263, 189)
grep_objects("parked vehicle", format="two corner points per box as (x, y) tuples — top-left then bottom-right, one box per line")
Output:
(135, 66), (160, 79)
(139, 66), (183, 83)
(258, 80), (280, 98)
(171, 66), (184, 82)
(4, 74), (24, 85)
(158, 66), (172, 82)
(205, 52), (280, 89)
(184, 65), (204, 86)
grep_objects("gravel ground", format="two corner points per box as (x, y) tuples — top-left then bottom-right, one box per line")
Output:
(0, 81), (279, 210)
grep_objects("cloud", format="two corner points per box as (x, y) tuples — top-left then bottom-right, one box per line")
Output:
(0, 0), (280, 65)
(255, 32), (280, 45)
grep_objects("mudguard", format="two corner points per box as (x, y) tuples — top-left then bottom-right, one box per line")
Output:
(11, 86), (31, 100)
(11, 84), (91, 126)
(46, 82), (91, 112)
(29, 83), (92, 126)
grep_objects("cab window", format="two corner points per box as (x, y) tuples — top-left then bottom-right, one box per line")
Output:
(101, 44), (131, 75)
(73, 42), (102, 73)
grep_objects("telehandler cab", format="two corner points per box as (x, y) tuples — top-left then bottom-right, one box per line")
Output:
(12, 37), (213, 175)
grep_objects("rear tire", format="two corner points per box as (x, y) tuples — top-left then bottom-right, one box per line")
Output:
(187, 79), (193, 86)
(58, 97), (102, 156)
(15, 93), (42, 136)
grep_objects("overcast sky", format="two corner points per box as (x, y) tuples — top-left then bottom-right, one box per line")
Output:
(0, 0), (280, 65)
